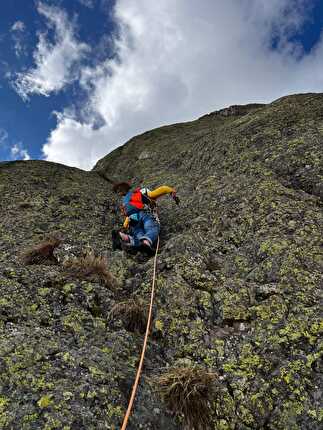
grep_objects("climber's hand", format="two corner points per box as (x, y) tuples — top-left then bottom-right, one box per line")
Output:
(171, 191), (180, 205)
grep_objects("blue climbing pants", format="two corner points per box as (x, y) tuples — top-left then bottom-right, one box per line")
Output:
(129, 211), (160, 248)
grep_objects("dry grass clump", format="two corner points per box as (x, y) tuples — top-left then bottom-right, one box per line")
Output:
(63, 252), (117, 290)
(109, 298), (148, 333)
(22, 236), (62, 265)
(154, 367), (217, 429)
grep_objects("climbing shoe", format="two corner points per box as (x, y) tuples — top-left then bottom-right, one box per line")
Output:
(140, 239), (155, 256)
(111, 229), (122, 250)
(119, 232), (131, 243)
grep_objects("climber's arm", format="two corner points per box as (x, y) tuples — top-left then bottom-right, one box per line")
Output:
(148, 186), (175, 199)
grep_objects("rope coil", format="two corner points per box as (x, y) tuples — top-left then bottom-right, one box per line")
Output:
(121, 236), (160, 430)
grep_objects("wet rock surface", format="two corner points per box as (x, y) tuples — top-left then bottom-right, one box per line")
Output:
(1, 93), (323, 429)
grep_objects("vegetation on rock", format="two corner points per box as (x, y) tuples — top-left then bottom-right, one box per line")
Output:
(109, 298), (149, 333)
(63, 252), (117, 290)
(153, 366), (217, 429)
(21, 236), (62, 265)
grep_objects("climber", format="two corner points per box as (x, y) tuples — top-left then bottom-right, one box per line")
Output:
(112, 182), (179, 253)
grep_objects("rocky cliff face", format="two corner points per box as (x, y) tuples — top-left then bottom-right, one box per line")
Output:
(0, 93), (322, 429)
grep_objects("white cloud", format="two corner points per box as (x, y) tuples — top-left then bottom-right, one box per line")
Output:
(41, 0), (323, 170)
(14, 2), (89, 100)
(78, 0), (95, 8)
(10, 143), (31, 160)
(11, 144), (19, 156)
(11, 21), (25, 32)
(0, 130), (30, 161)
(0, 128), (8, 146)
(43, 115), (103, 170)
(10, 20), (27, 57)
(21, 150), (31, 161)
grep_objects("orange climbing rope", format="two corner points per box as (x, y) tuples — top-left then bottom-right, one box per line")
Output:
(121, 235), (160, 430)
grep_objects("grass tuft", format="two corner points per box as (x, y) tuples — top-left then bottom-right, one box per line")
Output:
(109, 298), (148, 333)
(21, 236), (62, 265)
(153, 366), (217, 429)
(63, 252), (117, 290)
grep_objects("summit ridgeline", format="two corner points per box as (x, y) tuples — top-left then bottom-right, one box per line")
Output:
(0, 93), (322, 429)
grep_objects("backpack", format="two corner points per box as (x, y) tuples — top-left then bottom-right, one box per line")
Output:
(122, 187), (152, 216)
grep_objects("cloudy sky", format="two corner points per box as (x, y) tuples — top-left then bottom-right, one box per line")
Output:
(1, 0), (323, 170)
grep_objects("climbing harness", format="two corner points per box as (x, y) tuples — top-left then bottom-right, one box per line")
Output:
(120, 235), (160, 430)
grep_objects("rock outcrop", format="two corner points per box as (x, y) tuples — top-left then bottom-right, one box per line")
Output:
(0, 93), (322, 429)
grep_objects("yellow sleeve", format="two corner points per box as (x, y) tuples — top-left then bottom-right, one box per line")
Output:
(123, 217), (130, 229)
(148, 186), (175, 200)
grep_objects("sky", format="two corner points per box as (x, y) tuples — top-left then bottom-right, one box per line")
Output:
(0, 0), (323, 170)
